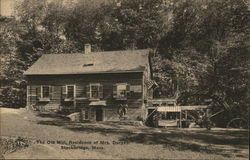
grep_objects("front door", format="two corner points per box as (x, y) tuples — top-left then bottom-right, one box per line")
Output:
(96, 107), (103, 121)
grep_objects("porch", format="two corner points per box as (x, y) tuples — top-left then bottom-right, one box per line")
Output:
(146, 98), (209, 128)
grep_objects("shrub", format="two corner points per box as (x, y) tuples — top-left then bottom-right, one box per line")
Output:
(0, 86), (26, 108)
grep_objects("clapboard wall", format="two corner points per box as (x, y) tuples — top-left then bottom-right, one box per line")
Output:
(26, 72), (147, 120)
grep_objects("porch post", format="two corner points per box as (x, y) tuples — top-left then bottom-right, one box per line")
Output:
(26, 85), (30, 110)
(179, 111), (182, 128)
(73, 85), (76, 111)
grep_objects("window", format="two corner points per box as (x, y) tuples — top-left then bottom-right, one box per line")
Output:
(83, 64), (93, 67)
(41, 86), (50, 98)
(113, 83), (129, 99)
(87, 83), (103, 99)
(81, 108), (89, 120)
(62, 85), (75, 101)
(85, 109), (89, 120)
(91, 85), (99, 99)
(117, 83), (127, 98)
(66, 85), (75, 98)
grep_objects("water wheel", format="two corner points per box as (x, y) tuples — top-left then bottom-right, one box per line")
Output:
(226, 118), (248, 129)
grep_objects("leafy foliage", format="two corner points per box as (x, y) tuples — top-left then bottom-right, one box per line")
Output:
(157, 0), (249, 126)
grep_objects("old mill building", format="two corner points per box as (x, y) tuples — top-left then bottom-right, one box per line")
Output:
(24, 44), (155, 121)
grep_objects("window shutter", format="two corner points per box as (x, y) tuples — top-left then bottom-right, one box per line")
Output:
(113, 84), (117, 98)
(99, 85), (103, 99)
(86, 84), (90, 98)
(126, 84), (130, 91)
(126, 84), (130, 97)
(36, 86), (41, 99)
(49, 86), (53, 99)
(62, 86), (66, 99)
(81, 85), (86, 97)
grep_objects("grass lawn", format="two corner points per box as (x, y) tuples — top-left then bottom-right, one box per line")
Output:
(0, 107), (249, 159)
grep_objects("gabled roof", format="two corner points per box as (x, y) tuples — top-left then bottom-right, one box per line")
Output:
(24, 49), (150, 75)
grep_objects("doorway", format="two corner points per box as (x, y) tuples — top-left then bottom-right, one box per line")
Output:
(96, 107), (103, 121)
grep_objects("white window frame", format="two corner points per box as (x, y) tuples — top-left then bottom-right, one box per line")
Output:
(66, 85), (76, 99)
(90, 83), (100, 99)
(41, 85), (50, 98)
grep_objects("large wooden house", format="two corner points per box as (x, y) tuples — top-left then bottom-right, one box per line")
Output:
(24, 44), (153, 121)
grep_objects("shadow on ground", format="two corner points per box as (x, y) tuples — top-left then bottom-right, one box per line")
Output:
(36, 112), (249, 158)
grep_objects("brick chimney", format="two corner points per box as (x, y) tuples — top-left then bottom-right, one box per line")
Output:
(84, 44), (91, 54)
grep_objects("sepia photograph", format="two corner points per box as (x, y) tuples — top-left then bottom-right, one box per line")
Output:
(0, 0), (249, 159)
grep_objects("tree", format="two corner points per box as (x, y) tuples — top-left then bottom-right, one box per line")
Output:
(157, 0), (250, 126)
(0, 17), (26, 107)
(0, 0), (79, 107)
(113, 0), (165, 49)
(64, 0), (165, 51)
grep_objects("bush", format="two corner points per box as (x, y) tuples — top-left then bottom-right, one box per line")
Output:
(0, 86), (26, 108)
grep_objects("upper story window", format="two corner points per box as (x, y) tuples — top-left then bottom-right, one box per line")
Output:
(117, 83), (127, 98)
(91, 84), (99, 99)
(41, 86), (50, 98)
(62, 85), (75, 101)
(87, 83), (103, 99)
(37, 85), (51, 101)
(113, 83), (130, 99)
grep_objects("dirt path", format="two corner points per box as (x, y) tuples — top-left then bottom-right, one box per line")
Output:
(0, 108), (249, 159)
